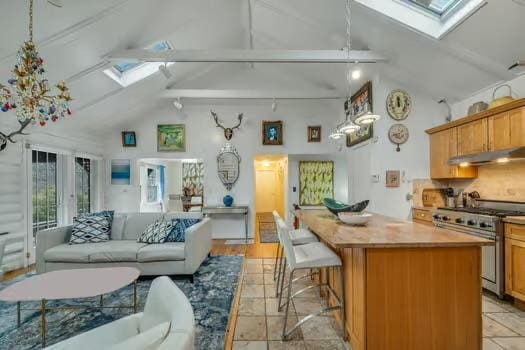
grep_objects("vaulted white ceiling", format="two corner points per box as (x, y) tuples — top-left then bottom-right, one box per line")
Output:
(0, 0), (523, 134)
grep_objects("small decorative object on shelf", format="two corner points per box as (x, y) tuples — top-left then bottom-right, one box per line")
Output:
(0, 0), (72, 153)
(223, 195), (234, 207)
(387, 89), (411, 121)
(388, 124), (409, 152)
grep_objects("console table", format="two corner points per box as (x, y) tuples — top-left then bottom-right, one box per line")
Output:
(203, 205), (249, 242)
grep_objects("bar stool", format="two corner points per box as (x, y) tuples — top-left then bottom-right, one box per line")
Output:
(272, 211), (318, 297)
(275, 217), (346, 341)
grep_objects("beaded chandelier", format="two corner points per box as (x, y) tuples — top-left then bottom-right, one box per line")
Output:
(0, 0), (72, 150)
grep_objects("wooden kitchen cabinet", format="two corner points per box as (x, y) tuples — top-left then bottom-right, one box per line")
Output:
(505, 224), (525, 301)
(457, 118), (488, 156)
(488, 107), (525, 151)
(430, 128), (477, 179)
(412, 208), (433, 225)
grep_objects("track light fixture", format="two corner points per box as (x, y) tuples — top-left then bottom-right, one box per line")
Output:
(159, 63), (173, 79)
(173, 97), (183, 110)
(47, 0), (63, 7)
(271, 98), (277, 112)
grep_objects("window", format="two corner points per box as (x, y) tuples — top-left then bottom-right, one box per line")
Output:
(75, 157), (91, 216)
(404, 0), (461, 17)
(104, 40), (173, 87)
(32, 151), (57, 234)
(147, 168), (158, 202)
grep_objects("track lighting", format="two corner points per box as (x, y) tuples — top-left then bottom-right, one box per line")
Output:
(271, 98), (277, 112)
(351, 69), (361, 80)
(173, 97), (183, 110)
(47, 0), (63, 7)
(159, 63), (173, 79)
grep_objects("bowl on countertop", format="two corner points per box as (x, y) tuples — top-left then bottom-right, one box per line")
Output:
(323, 198), (369, 216)
(338, 212), (372, 226)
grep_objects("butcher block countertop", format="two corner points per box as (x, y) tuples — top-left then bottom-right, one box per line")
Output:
(503, 216), (525, 225)
(297, 209), (493, 248)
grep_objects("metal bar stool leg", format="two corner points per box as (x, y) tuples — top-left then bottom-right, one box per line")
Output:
(282, 269), (295, 340)
(273, 242), (281, 281)
(278, 258), (287, 308)
(275, 246), (285, 297)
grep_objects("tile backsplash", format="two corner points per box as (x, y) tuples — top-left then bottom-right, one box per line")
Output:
(413, 162), (525, 206)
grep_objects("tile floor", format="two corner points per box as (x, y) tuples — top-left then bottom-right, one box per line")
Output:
(233, 258), (525, 350)
(232, 258), (345, 350)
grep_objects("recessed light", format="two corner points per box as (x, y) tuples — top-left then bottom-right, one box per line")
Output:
(351, 69), (361, 80)
(496, 157), (509, 164)
(459, 162), (470, 167)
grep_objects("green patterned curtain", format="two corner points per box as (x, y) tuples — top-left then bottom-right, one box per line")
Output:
(182, 162), (204, 196)
(299, 161), (334, 206)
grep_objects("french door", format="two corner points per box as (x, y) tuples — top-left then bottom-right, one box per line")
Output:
(31, 150), (60, 234)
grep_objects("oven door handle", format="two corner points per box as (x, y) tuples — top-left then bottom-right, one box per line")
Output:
(434, 223), (496, 241)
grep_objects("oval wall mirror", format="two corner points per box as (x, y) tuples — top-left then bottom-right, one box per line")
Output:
(217, 143), (241, 190)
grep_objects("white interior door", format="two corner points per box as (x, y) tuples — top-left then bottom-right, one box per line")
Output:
(256, 169), (277, 213)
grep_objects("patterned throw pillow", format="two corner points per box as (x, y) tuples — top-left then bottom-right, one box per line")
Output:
(69, 216), (111, 245)
(166, 219), (201, 242)
(81, 210), (115, 228)
(137, 219), (173, 244)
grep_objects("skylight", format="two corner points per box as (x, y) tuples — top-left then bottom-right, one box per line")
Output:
(405, 0), (461, 17)
(355, 0), (486, 39)
(104, 40), (172, 87)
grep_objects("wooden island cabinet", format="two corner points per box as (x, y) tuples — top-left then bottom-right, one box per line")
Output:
(426, 99), (525, 180)
(297, 210), (492, 350)
(504, 220), (525, 302)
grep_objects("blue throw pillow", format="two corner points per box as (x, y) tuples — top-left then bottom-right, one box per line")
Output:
(166, 219), (201, 242)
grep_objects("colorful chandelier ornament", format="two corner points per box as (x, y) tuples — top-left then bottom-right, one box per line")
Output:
(0, 0), (72, 152)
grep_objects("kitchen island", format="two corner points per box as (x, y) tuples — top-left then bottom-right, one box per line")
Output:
(297, 209), (493, 350)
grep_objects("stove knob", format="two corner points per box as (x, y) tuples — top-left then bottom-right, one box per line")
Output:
(432, 214), (440, 220)
(480, 222), (490, 228)
(442, 216), (450, 222)
(455, 218), (464, 224)
(467, 220), (477, 226)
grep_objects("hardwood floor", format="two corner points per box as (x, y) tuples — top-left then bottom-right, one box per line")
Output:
(0, 265), (33, 283)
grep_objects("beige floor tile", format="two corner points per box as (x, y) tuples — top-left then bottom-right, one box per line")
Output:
(304, 340), (345, 350)
(263, 264), (275, 273)
(240, 298), (267, 316)
(483, 295), (522, 313)
(246, 259), (264, 265)
(300, 316), (339, 340)
(245, 264), (264, 274)
(486, 313), (525, 336)
(266, 298), (295, 316)
(483, 315), (519, 337)
(264, 258), (277, 265)
(264, 273), (276, 283)
(484, 299), (510, 313)
(293, 298), (323, 316)
(492, 337), (525, 349)
(242, 284), (266, 298)
(244, 274), (264, 285)
(483, 338), (504, 350)
(267, 315), (303, 341)
(233, 340), (268, 350)
(266, 283), (279, 298)
(234, 316), (267, 341)
(268, 340), (306, 350)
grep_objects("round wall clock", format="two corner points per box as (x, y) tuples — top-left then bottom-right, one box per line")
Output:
(388, 124), (409, 152)
(387, 89), (411, 121)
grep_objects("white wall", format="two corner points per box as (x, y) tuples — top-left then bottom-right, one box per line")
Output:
(103, 100), (344, 238)
(346, 74), (445, 220)
(451, 74), (525, 120)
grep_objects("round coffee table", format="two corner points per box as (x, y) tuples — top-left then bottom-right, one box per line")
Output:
(0, 267), (140, 347)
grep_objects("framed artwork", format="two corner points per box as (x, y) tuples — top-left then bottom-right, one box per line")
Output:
(346, 81), (374, 147)
(111, 159), (131, 185)
(262, 120), (283, 145)
(386, 170), (401, 188)
(121, 131), (136, 147)
(299, 161), (334, 206)
(157, 124), (185, 152)
(307, 126), (321, 142)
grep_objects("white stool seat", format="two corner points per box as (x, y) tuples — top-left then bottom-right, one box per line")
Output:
(290, 228), (318, 245)
(292, 242), (341, 270)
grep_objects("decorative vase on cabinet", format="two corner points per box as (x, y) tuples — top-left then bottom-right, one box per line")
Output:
(223, 195), (234, 207)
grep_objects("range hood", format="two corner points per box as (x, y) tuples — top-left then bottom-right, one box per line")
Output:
(449, 147), (525, 166)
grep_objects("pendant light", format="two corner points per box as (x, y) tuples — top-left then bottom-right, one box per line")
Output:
(354, 101), (380, 125)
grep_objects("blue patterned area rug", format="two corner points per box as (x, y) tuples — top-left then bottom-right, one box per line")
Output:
(0, 256), (243, 350)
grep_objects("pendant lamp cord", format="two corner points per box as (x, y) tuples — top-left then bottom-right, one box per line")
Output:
(345, 0), (352, 117)
(29, 0), (34, 42)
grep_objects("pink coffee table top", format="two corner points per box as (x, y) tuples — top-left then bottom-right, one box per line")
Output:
(0, 267), (140, 302)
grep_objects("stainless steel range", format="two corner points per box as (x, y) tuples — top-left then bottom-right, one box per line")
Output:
(432, 200), (525, 298)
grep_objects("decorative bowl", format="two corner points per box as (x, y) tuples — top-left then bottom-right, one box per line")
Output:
(223, 195), (234, 207)
(338, 212), (372, 226)
(322, 198), (369, 216)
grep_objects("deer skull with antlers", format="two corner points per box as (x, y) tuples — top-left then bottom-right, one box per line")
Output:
(0, 119), (31, 152)
(211, 110), (243, 141)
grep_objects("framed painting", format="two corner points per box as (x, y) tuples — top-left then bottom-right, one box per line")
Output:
(121, 131), (136, 147)
(307, 126), (321, 143)
(299, 161), (334, 206)
(157, 124), (185, 152)
(262, 120), (283, 145)
(346, 81), (374, 147)
(386, 170), (401, 188)
(111, 159), (131, 185)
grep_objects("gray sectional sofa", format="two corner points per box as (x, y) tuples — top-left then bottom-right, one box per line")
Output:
(36, 212), (212, 282)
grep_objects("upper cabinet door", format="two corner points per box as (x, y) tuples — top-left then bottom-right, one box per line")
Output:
(510, 107), (525, 148)
(457, 119), (488, 156)
(488, 112), (512, 151)
(430, 128), (477, 179)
